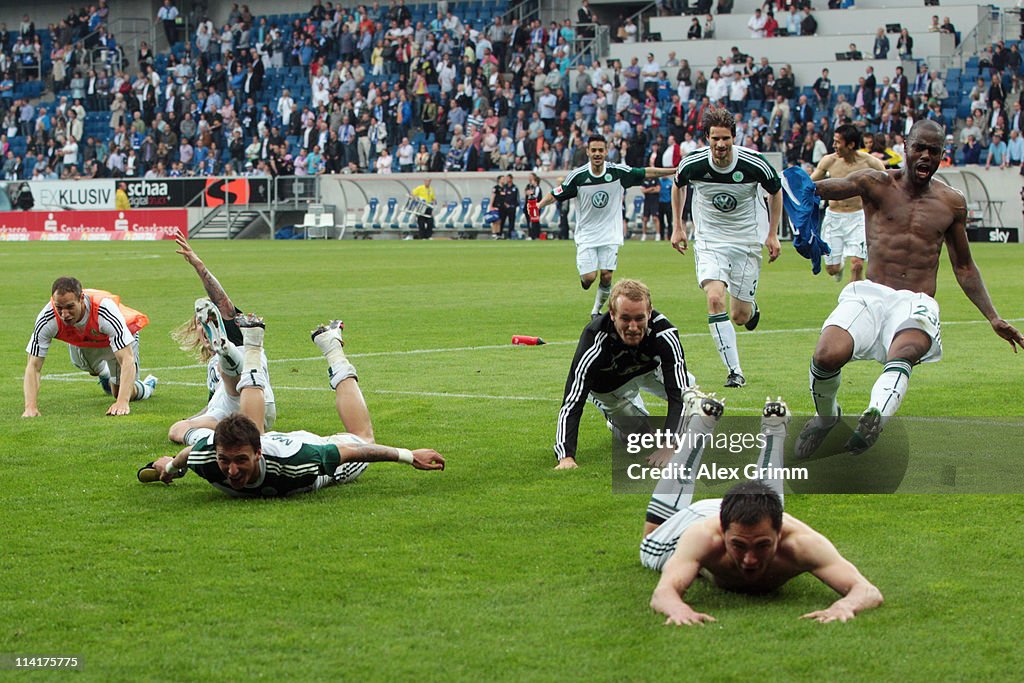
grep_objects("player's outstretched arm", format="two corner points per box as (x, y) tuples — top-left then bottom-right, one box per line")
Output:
(154, 445), (193, 484)
(765, 189), (783, 262)
(338, 443), (446, 471)
(650, 527), (718, 626)
(943, 197), (1024, 352)
(670, 184), (688, 255)
(798, 526), (883, 623)
(174, 229), (236, 317)
(107, 345), (138, 415)
(22, 355), (44, 417)
(814, 168), (883, 202)
(642, 166), (677, 178)
(809, 154), (834, 182)
(536, 190), (557, 211)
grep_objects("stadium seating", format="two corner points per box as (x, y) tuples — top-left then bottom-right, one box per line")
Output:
(353, 197), (380, 236)
(374, 198), (398, 231)
(447, 197), (473, 231)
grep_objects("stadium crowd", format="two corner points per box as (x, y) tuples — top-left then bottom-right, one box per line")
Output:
(0, 1), (1022, 182)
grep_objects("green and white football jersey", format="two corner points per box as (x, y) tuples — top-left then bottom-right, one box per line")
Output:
(553, 162), (646, 249)
(674, 146), (781, 245)
(188, 430), (366, 498)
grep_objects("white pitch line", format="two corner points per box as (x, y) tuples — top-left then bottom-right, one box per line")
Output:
(37, 316), (1024, 379)
(34, 376), (1024, 423)
(38, 375), (564, 403)
(39, 341), (580, 377)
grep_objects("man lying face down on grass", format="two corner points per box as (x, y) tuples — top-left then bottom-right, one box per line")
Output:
(643, 479), (883, 626)
(139, 312), (444, 497)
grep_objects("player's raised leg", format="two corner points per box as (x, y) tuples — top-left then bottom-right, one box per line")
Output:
(235, 313), (268, 433)
(757, 397), (791, 503)
(796, 325), (853, 458)
(847, 328), (930, 455)
(643, 387), (725, 537)
(312, 319), (375, 443)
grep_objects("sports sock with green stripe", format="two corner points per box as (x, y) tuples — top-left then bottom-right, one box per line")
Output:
(868, 359), (912, 419)
(709, 312), (741, 374)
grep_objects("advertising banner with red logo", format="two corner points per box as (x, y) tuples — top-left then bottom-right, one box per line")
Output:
(0, 210), (188, 241)
(123, 178), (271, 208)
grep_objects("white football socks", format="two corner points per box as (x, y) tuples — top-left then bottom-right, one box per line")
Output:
(132, 375), (157, 401)
(592, 283), (611, 315)
(238, 323), (267, 390)
(709, 313), (741, 374)
(645, 409), (722, 526)
(218, 342), (245, 377)
(868, 359), (912, 419)
(809, 360), (841, 423)
(314, 330), (357, 390)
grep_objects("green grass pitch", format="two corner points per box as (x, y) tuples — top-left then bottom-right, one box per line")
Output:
(1, 239), (1022, 680)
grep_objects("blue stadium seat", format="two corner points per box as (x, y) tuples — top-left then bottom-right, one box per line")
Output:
(354, 196), (382, 233)
(435, 200), (458, 230)
(374, 198), (397, 230)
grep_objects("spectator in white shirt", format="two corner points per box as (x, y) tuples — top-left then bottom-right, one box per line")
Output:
(640, 53), (660, 87)
(748, 9), (767, 38)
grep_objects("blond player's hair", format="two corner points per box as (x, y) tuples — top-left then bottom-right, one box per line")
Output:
(171, 317), (214, 362)
(609, 279), (652, 313)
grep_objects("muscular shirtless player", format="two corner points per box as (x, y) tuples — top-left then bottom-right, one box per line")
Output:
(798, 119), (1024, 457)
(646, 481), (883, 626)
(810, 124), (886, 283)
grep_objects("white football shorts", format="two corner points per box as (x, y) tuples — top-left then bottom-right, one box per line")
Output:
(640, 498), (723, 572)
(822, 280), (943, 363)
(822, 209), (867, 265)
(576, 244), (619, 276)
(205, 382), (278, 431)
(68, 334), (140, 380)
(693, 240), (762, 303)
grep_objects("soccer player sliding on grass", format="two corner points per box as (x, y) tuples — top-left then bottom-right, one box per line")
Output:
(641, 399), (882, 625)
(798, 119), (1024, 457)
(139, 312), (445, 497)
(646, 479), (883, 626)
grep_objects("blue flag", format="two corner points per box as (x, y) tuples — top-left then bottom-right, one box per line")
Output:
(782, 166), (830, 275)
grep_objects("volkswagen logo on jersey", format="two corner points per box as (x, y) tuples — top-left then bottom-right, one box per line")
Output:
(592, 190), (610, 208)
(712, 193), (738, 212)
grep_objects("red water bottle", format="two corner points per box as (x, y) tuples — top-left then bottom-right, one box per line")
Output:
(512, 335), (546, 346)
(526, 199), (540, 223)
